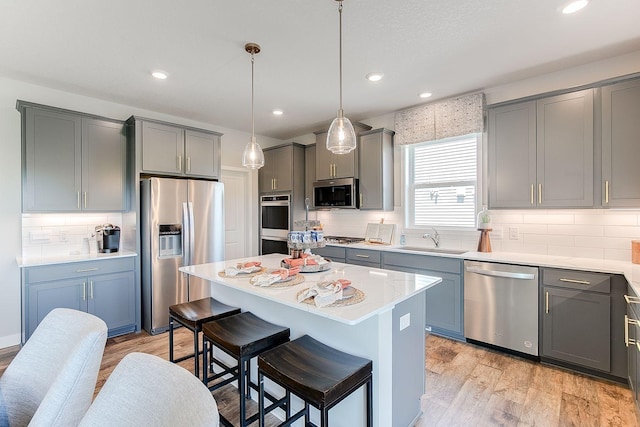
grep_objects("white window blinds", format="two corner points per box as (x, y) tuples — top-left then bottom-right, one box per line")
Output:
(408, 135), (478, 228)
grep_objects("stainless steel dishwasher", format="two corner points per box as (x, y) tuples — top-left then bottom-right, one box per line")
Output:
(464, 261), (539, 356)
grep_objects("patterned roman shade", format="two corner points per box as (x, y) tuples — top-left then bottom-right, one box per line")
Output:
(395, 93), (486, 145)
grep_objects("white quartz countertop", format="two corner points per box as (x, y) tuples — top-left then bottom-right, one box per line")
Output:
(322, 242), (640, 295)
(179, 253), (441, 325)
(16, 250), (138, 268)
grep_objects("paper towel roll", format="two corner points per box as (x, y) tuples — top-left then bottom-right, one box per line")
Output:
(632, 240), (640, 264)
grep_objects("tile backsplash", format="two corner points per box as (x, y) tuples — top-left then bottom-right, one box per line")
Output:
(312, 208), (640, 262)
(22, 213), (123, 258)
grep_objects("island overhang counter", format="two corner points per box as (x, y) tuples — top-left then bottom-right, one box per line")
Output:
(179, 254), (442, 427)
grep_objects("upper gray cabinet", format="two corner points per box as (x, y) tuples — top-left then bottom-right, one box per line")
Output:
(304, 144), (316, 205)
(314, 123), (371, 180)
(488, 89), (594, 208)
(20, 103), (127, 212)
(137, 118), (221, 179)
(602, 78), (640, 207)
(358, 128), (394, 211)
(258, 143), (305, 194)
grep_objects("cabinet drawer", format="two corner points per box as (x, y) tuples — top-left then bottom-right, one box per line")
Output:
(346, 248), (381, 264)
(25, 257), (135, 283)
(542, 268), (610, 293)
(313, 246), (346, 261)
(383, 252), (462, 274)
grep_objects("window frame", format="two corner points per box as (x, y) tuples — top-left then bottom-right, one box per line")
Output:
(403, 133), (482, 231)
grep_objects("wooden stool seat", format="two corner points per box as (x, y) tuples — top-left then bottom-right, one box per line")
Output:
(202, 312), (290, 427)
(258, 335), (373, 427)
(168, 297), (240, 379)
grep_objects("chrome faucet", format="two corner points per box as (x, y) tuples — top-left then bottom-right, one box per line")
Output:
(422, 228), (440, 248)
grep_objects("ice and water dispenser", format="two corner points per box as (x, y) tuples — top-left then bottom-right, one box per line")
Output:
(158, 224), (182, 258)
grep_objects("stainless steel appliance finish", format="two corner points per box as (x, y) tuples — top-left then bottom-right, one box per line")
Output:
(141, 177), (224, 334)
(260, 194), (290, 255)
(312, 177), (358, 209)
(464, 260), (539, 356)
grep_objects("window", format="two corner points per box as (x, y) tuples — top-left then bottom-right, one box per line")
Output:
(405, 134), (479, 229)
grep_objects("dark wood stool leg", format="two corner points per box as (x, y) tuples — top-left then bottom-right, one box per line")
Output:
(258, 371), (265, 427)
(366, 377), (373, 427)
(245, 359), (251, 400)
(321, 406), (328, 427)
(168, 316), (174, 363)
(239, 358), (247, 427)
(193, 327), (200, 377)
(202, 335), (209, 385)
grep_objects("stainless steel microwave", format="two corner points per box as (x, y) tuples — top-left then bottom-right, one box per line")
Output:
(312, 178), (358, 209)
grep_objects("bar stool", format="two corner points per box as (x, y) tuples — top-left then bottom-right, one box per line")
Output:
(202, 311), (290, 427)
(258, 334), (373, 427)
(168, 297), (241, 380)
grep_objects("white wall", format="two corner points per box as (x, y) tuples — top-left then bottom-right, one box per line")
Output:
(0, 75), (282, 348)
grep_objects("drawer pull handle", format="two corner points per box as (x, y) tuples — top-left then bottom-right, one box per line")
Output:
(626, 315), (640, 347)
(177, 156), (182, 171)
(559, 278), (590, 285)
(530, 184), (534, 205)
(625, 295), (640, 304)
(538, 183), (542, 205)
(605, 180), (609, 204)
(76, 267), (99, 273)
(90, 281), (94, 299)
(82, 282), (86, 301)
(355, 254), (370, 258)
(545, 291), (549, 314)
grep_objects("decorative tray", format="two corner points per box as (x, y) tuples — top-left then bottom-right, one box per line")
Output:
(281, 258), (332, 273)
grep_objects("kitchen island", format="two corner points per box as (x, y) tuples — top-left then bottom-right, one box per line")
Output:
(180, 253), (441, 427)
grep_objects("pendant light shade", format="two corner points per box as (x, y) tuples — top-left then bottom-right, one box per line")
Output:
(326, 0), (357, 154)
(242, 43), (265, 170)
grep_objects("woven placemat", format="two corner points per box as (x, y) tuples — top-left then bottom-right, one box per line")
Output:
(218, 266), (267, 278)
(297, 287), (365, 307)
(250, 273), (305, 288)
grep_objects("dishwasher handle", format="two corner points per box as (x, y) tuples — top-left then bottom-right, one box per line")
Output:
(466, 266), (535, 280)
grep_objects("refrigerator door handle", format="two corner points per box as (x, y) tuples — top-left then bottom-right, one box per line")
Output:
(182, 202), (190, 265)
(187, 202), (195, 267)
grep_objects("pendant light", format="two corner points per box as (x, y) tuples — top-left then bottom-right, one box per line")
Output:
(242, 42), (265, 170)
(326, 0), (357, 155)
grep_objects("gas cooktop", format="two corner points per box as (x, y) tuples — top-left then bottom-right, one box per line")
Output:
(323, 236), (366, 244)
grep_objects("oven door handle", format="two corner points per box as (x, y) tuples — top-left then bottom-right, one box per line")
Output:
(466, 266), (535, 280)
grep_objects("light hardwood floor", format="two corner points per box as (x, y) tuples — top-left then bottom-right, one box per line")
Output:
(1, 329), (638, 426)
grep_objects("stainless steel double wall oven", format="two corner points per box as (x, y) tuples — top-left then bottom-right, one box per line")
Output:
(260, 194), (290, 255)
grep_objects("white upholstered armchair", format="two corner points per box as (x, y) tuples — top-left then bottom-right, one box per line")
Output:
(0, 308), (108, 426)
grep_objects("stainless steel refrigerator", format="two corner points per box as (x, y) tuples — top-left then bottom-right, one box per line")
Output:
(141, 177), (224, 334)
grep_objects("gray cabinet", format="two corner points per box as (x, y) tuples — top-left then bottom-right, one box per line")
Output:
(22, 257), (137, 342)
(358, 129), (394, 211)
(488, 89), (594, 208)
(312, 246), (346, 263)
(626, 288), (640, 411)
(541, 268), (627, 381)
(305, 144), (316, 206)
(314, 123), (371, 180)
(346, 248), (381, 268)
(602, 78), (640, 207)
(259, 144), (304, 193)
(383, 252), (464, 341)
(136, 118), (222, 179)
(20, 103), (126, 212)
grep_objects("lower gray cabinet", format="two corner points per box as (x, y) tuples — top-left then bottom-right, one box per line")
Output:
(383, 252), (464, 341)
(346, 248), (381, 268)
(311, 246), (346, 263)
(541, 268), (627, 381)
(22, 257), (137, 342)
(626, 287), (640, 411)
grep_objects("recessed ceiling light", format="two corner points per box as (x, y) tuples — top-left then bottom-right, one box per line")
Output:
(272, 109), (283, 116)
(419, 92), (433, 99)
(366, 72), (384, 82)
(151, 70), (168, 80)
(561, 0), (589, 14)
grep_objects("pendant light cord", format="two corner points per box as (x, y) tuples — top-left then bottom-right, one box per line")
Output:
(251, 52), (255, 139)
(338, 0), (344, 116)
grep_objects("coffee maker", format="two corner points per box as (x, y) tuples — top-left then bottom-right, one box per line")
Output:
(95, 224), (120, 253)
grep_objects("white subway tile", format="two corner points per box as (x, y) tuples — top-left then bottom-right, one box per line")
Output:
(521, 243), (548, 255)
(604, 248), (632, 262)
(518, 224), (548, 234)
(490, 213), (524, 224)
(547, 224), (603, 236)
(605, 226), (640, 238)
(524, 234), (574, 246)
(523, 213), (574, 224)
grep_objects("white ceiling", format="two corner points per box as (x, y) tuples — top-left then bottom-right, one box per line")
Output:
(1, 0), (639, 140)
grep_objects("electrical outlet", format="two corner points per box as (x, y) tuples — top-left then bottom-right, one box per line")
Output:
(509, 227), (519, 240)
(399, 313), (410, 331)
(59, 231), (68, 242)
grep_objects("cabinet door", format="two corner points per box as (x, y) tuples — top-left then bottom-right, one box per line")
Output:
(315, 132), (334, 180)
(23, 108), (82, 212)
(537, 89), (594, 207)
(27, 278), (87, 340)
(185, 129), (220, 178)
(87, 271), (136, 335)
(273, 146), (293, 192)
(82, 118), (127, 211)
(259, 149), (276, 193)
(602, 79), (640, 207)
(629, 304), (638, 406)
(305, 144), (316, 205)
(141, 121), (184, 174)
(542, 286), (610, 372)
(359, 129), (394, 210)
(488, 101), (537, 208)
(334, 149), (356, 179)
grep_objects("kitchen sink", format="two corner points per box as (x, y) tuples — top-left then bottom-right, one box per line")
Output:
(399, 247), (467, 255)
